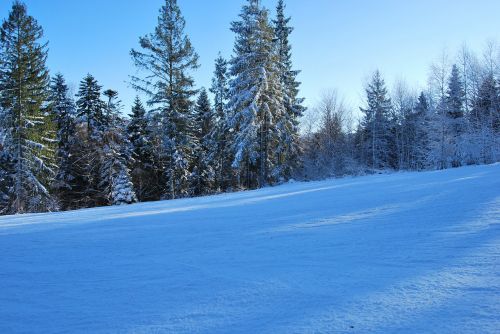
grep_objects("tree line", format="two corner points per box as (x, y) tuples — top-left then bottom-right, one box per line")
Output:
(302, 46), (499, 179)
(0, 0), (303, 214)
(0, 0), (498, 215)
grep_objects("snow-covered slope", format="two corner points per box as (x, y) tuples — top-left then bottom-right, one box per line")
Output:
(0, 165), (499, 334)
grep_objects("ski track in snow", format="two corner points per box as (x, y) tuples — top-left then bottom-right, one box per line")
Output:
(0, 164), (499, 333)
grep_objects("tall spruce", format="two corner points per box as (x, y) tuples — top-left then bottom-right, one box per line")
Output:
(100, 90), (137, 206)
(209, 54), (233, 191)
(190, 88), (215, 196)
(229, 0), (284, 188)
(470, 74), (499, 163)
(273, 0), (305, 180)
(49, 74), (77, 210)
(74, 74), (107, 207)
(131, 0), (199, 199)
(127, 97), (157, 201)
(359, 71), (393, 169)
(445, 64), (466, 166)
(413, 92), (431, 169)
(446, 65), (465, 120)
(0, 1), (54, 213)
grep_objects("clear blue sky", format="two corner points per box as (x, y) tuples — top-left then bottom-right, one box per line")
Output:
(1, 0), (499, 114)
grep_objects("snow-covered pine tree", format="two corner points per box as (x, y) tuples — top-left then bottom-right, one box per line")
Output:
(0, 1), (55, 214)
(273, 0), (305, 180)
(76, 74), (107, 141)
(445, 64), (466, 167)
(359, 71), (393, 170)
(0, 125), (13, 214)
(131, 0), (199, 199)
(229, 0), (285, 188)
(469, 74), (499, 163)
(127, 97), (158, 201)
(413, 92), (432, 170)
(49, 74), (77, 210)
(99, 90), (137, 206)
(74, 74), (108, 207)
(209, 54), (233, 191)
(190, 88), (216, 196)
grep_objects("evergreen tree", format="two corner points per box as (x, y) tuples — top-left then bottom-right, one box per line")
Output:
(413, 92), (431, 169)
(99, 90), (137, 206)
(470, 74), (499, 163)
(209, 54), (233, 191)
(131, 0), (199, 199)
(445, 64), (466, 167)
(49, 74), (77, 210)
(0, 130), (13, 214)
(229, 0), (284, 188)
(110, 167), (138, 205)
(446, 65), (465, 119)
(0, 1), (55, 213)
(127, 97), (158, 201)
(359, 71), (393, 169)
(273, 0), (305, 180)
(190, 88), (216, 196)
(73, 74), (107, 208)
(76, 74), (107, 141)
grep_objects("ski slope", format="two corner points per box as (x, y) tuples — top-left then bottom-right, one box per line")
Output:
(0, 164), (499, 334)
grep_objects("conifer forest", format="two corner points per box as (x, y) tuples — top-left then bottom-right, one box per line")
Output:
(0, 0), (499, 215)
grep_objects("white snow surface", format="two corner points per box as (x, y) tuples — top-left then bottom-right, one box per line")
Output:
(1, 164), (499, 333)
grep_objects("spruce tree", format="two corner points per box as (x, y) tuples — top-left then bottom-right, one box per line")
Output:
(0, 1), (55, 213)
(209, 54), (233, 191)
(49, 74), (77, 210)
(413, 92), (431, 169)
(446, 65), (465, 120)
(359, 71), (393, 169)
(273, 0), (305, 180)
(76, 74), (107, 141)
(229, 0), (284, 188)
(445, 64), (466, 167)
(99, 90), (137, 206)
(131, 0), (199, 199)
(470, 74), (499, 163)
(127, 97), (158, 201)
(74, 74), (107, 207)
(190, 88), (215, 196)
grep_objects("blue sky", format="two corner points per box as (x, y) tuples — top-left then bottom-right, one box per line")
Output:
(1, 0), (499, 115)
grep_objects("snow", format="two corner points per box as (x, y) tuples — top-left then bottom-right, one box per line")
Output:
(0, 164), (499, 333)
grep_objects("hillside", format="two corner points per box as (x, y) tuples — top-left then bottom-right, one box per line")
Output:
(0, 164), (499, 333)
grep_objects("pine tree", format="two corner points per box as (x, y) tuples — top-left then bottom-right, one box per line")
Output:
(49, 74), (77, 210)
(359, 71), (393, 169)
(209, 54), (233, 191)
(413, 92), (431, 169)
(445, 64), (466, 167)
(470, 74), (499, 163)
(446, 65), (465, 120)
(76, 74), (107, 141)
(127, 97), (158, 201)
(73, 74), (107, 207)
(190, 88), (215, 196)
(229, 0), (284, 188)
(111, 167), (138, 205)
(131, 0), (199, 199)
(273, 0), (305, 180)
(100, 90), (137, 206)
(0, 1), (55, 213)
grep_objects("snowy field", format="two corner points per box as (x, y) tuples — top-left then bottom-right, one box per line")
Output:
(0, 164), (499, 334)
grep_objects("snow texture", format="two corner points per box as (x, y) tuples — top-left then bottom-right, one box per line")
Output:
(0, 164), (499, 333)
